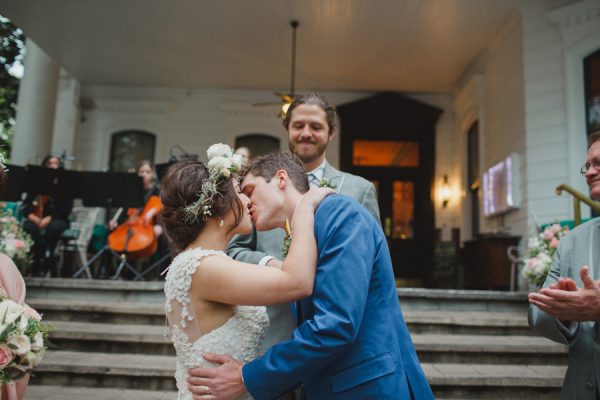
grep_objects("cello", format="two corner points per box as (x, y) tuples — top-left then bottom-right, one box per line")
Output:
(108, 195), (163, 260)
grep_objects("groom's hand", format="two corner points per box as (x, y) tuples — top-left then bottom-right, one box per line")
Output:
(187, 353), (246, 400)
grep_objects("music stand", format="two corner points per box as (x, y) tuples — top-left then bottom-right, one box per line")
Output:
(2, 164), (28, 202)
(72, 171), (145, 280)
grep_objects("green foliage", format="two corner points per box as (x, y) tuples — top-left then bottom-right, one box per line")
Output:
(0, 16), (25, 159)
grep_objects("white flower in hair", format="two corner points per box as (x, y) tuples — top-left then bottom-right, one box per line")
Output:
(0, 153), (6, 170)
(208, 156), (232, 171)
(182, 143), (241, 223)
(207, 143), (233, 159)
(231, 153), (243, 170)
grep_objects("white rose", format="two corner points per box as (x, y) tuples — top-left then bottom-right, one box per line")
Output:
(31, 332), (44, 352)
(231, 153), (243, 170)
(0, 300), (25, 325)
(6, 333), (31, 356)
(207, 143), (233, 160)
(208, 156), (232, 172)
(528, 237), (540, 249)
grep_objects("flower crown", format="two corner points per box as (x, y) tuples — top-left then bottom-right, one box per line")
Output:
(182, 143), (243, 223)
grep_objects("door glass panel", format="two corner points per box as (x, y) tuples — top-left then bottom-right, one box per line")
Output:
(585, 49), (600, 134)
(110, 130), (156, 172)
(353, 140), (419, 167)
(393, 181), (414, 239)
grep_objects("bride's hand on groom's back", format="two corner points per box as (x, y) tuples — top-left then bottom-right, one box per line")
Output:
(302, 188), (336, 210)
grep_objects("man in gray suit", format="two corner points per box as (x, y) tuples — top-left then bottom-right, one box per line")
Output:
(528, 130), (600, 399)
(227, 93), (380, 363)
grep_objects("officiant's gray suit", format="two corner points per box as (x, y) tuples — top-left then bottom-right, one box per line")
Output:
(528, 217), (600, 400)
(227, 161), (380, 353)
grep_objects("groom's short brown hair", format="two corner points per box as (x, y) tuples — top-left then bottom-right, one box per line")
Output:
(245, 152), (309, 194)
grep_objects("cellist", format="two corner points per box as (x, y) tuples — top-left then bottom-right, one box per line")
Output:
(108, 160), (167, 277)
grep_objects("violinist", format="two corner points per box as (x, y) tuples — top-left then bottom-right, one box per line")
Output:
(21, 154), (73, 277)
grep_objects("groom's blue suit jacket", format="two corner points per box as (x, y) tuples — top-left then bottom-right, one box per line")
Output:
(243, 195), (433, 400)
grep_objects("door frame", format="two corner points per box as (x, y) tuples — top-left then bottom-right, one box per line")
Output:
(337, 92), (441, 286)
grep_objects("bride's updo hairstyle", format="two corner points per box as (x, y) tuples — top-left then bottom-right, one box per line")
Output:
(159, 160), (243, 250)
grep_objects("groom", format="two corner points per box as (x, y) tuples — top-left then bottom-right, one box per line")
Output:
(188, 152), (433, 399)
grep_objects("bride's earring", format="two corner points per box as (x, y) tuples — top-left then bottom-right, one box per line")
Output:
(219, 219), (224, 227)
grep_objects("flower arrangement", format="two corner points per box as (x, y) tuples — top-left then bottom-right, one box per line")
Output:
(183, 143), (243, 223)
(0, 211), (33, 273)
(0, 294), (51, 384)
(521, 223), (570, 287)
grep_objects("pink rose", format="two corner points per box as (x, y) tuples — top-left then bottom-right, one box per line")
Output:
(550, 237), (559, 248)
(0, 345), (15, 368)
(13, 239), (24, 249)
(542, 229), (553, 241)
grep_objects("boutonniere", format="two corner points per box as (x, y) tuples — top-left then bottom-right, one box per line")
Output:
(318, 178), (337, 190)
(282, 218), (292, 257)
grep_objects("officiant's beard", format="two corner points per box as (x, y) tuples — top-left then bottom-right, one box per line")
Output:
(288, 140), (327, 166)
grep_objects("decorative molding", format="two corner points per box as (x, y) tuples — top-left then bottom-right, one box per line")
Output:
(547, 0), (600, 35)
(95, 98), (174, 114)
(219, 102), (281, 118)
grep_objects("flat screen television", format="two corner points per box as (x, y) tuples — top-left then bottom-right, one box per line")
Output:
(482, 153), (521, 217)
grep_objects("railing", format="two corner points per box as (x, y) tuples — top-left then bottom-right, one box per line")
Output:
(555, 183), (600, 226)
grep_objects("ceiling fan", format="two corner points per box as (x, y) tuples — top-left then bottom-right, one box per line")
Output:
(253, 20), (299, 117)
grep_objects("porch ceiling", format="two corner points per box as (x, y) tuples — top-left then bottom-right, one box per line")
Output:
(1, 0), (523, 93)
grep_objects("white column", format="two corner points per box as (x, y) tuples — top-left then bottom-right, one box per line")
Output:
(51, 69), (81, 165)
(12, 40), (59, 165)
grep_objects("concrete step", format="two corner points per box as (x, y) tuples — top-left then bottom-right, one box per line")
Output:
(47, 321), (175, 356)
(414, 334), (567, 365)
(25, 278), (165, 304)
(425, 363), (565, 399)
(29, 299), (164, 325)
(404, 310), (533, 336)
(47, 321), (566, 366)
(30, 350), (565, 399)
(25, 385), (175, 400)
(25, 279), (530, 313)
(398, 288), (529, 313)
(30, 350), (177, 391)
(33, 298), (533, 336)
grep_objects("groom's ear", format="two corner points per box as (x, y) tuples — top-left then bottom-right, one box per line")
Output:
(275, 169), (289, 190)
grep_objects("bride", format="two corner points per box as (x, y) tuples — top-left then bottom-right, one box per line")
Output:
(160, 144), (331, 399)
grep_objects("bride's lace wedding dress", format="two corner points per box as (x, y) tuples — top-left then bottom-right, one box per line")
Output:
(165, 248), (269, 400)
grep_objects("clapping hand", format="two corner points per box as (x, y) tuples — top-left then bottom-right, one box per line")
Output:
(528, 265), (600, 321)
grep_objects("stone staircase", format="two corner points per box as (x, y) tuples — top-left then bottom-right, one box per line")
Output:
(23, 279), (566, 399)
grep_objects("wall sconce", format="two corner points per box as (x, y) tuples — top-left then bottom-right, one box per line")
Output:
(440, 175), (451, 208)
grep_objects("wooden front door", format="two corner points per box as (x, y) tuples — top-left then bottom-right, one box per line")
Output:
(338, 93), (441, 286)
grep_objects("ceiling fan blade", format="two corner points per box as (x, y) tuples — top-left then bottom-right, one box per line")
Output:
(274, 92), (294, 103)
